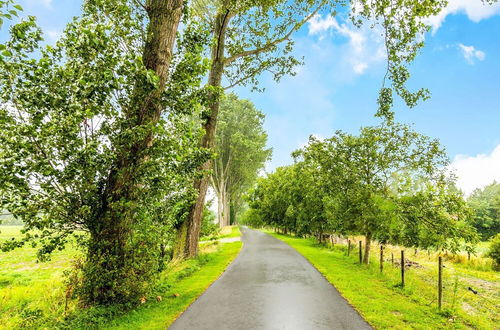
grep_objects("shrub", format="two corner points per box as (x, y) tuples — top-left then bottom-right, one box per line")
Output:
(200, 203), (219, 238)
(487, 234), (500, 270)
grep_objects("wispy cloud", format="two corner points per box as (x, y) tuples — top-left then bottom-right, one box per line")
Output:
(458, 43), (486, 64)
(450, 144), (500, 195)
(26, 0), (53, 8)
(426, 0), (500, 33)
(308, 14), (385, 76)
(309, 14), (366, 53)
(46, 29), (61, 43)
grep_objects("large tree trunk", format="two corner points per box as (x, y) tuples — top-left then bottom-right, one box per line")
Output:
(229, 200), (236, 225)
(217, 183), (230, 228)
(83, 0), (184, 305)
(217, 183), (224, 226)
(363, 232), (372, 264)
(174, 9), (231, 258)
(222, 192), (230, 227)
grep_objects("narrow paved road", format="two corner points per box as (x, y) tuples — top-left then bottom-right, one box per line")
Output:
(169, 227), (371, 330)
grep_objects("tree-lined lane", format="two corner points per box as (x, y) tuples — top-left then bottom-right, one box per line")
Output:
(170, 227), (371, 330)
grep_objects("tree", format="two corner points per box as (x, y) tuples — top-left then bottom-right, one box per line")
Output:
(487, 233), (500, 270)
(468, 182), (500, 240)
(174, 0), (329, 258)
(246, 121), (478, 262)
(393, 175), (478, 254)
(300, 124), (429, 261)
(211, 93), (271, 227)
(174, 0), (472, 258)
(0, 1), (211, 304)
(293, 122), (472, 263)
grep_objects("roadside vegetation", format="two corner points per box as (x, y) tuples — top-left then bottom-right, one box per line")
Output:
(243, 121), (499, 328)
(267, 231), (499, 329)
(0, 225), (242, 329)
(1, 0), (498, 327)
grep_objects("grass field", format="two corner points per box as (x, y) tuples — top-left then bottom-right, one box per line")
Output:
(266, 230), (499, 330)
(0, 225), (242, 329)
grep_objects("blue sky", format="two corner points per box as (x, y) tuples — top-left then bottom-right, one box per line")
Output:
(2, 0), (500, 194)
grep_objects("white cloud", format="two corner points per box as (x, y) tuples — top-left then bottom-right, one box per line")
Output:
(450, 144), (500, 195)
(458, 43), (486, 64)
(353, 62), (368, 74)
(46, 30), (61, 42)
(298, 134), (325, 150)
(426, 0), (500, 33)
(308, 14), (385, 75)
(308, 14), (337, 36)
(26, 0), (53, 8)
(309, 14), (366, 52)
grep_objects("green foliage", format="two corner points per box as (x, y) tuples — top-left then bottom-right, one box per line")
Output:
(248, 122), (478, 256)
(212, 93), (271, 225)
(0, 2), (211, 305)
(487, 234), (500, 269)
(200, 201), (219, 238)
(468, 182), (500, 240)
(200, 0), (465, 115)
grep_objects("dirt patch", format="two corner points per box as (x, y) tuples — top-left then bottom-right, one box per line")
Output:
(461, 302), (477, 315)
(393, 259), (423, 269)
(459, 276), (499, 294)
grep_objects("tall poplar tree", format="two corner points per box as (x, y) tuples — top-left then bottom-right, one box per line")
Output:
(211, 93), (271, 227)
(175, 0), (467, 258)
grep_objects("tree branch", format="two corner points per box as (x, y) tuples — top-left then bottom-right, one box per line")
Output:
(223, 1), (325, 65)
(132, 0), (147, 12)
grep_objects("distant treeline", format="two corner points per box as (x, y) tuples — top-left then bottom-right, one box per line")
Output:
(468, 182), (500, 240)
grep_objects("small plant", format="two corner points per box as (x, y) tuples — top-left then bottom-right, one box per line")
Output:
(487, 234), (500, 270)
(20, 308), (44, 328)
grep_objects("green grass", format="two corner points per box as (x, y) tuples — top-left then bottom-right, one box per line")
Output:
(265, 230), (499, 330)
(218, 225), (241, 239)
(0, 226), (82, 328)
(0, 226), (242, 329)
(104, 241), (241, 329)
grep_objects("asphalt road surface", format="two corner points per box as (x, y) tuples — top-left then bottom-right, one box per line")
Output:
(169, 227), (371, 330)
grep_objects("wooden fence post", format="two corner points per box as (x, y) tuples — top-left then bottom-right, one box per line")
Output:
(391, 252), (394, 266)
(401, 250), (405, 288)
(347, 239), (351, 256)
(380, 245), (384, 273)
(438, 256), (443, 310)
(359, 241), (363, 264)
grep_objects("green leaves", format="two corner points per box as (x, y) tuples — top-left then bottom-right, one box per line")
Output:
(248, 121), (476, 253)
(467, 182), (500, 240)
(212, 93), (271, 224)
(0, 0), (212, 305)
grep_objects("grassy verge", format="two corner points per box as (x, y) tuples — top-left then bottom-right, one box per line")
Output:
(0, 226), (242, 329)
(103, 240), (242, 329)
(266, 230), (499, 330)
(218, 225), (241, 239)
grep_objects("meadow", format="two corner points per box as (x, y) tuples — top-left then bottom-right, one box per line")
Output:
(0, 225), (242, 329)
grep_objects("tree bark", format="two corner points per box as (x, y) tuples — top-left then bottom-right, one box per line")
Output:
(229, 200), (236, 225)
(216, 184), (227, 227)
(174, 9), (231, 258)
(363, 232), (372, 264)
(216, 179), (230, 228)
(84, 0), (184, 304)
(217, 183), (224, 226)
(223, 193), (230, 227)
